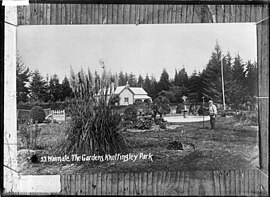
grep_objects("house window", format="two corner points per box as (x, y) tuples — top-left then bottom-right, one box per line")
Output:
(124, 97), (129, 103)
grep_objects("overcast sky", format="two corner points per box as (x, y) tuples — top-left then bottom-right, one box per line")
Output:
(17, 23), (257, 81)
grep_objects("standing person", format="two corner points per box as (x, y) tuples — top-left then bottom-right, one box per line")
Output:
(209, 100), (217, 130)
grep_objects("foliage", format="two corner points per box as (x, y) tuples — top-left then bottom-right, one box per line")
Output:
(197, 105), (205, 116)
(153, 96), (171, 115)
(154, 117), (166, 129)
(18, 123), (31, 148)
(234, 111), (258, 126)
(137, 75), (144, 87)
(176, 104), (183, 114)
(17, 109), (31, 125)
(17, 42), (257, 114)
(158, 68), (170, 91)
(245, 61), (257, 97)
(60, 76), (74, 100)
(187, 71), (203, 103)
(167, 141), (183, 150)
(57, 66), (127, 156)
(134, 116), (152, 130)
(230, 54), (248, 109)
(16, 54), (31, 103)
(30, 106), (46, 123)
(124, 105), (137, 122)
(118, 71), (128, 86)
(18, 100), (73, 116)
(48, 74), (60, 101)
(18, 123), (41, 149)
(128, 73), (137, 87)
(174, 67), (188, 87)
(109, 94), (120, 106)
(29, 70), (50, 102)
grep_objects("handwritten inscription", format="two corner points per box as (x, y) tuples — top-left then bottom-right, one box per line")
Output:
(40, 153), (153, 163)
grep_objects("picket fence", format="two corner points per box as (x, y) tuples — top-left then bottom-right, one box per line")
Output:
(52, 110), (66, 122)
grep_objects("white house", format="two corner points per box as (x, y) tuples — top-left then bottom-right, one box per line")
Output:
(113, 83), (152, 106)
(96, 82), (152, 105)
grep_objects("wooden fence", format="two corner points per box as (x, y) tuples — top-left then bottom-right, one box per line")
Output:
(59, 170), (268, 196)
(52, 110), (66, 122)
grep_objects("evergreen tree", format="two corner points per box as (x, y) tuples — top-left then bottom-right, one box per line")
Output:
(49, 74), (62, 102)
(187, 70), (202, 103)
(118, 71), (126, 86)
(16, 55), (31, 103)
(245, 61), (257, 97)
(143, 74), (152, 95)
(222, 52), (235, 105)
(137, 75), (144, 87)
(60, 76), (73, 101)
(178, 67), (189, 87)
(150, 75), (159, 99)
(29, 70), (49, 102)
(173, 69), (180, 86)
(158, 68), (170, 91)
(230, 54), (247, 108)
(128, 73), (137, 87)
(201, 42), (223, 103)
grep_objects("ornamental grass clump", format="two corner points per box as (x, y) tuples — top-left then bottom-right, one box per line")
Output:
(57, 65), (127, 156)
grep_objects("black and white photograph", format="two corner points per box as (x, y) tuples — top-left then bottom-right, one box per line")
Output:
(16, 23), (259, 173)
(2, 3), (269, 195)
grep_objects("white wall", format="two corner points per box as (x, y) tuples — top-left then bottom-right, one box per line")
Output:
(119, 89), (133, 105)
(4, 6), (18, 193)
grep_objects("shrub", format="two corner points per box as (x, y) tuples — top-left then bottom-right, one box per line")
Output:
(18, 123), (41, 149)
(155, 117), (167, 129)
(220, 110), (227, 117)
(162, 104), (171, 115)
(176, 104), (183, 114)
(30, 106), (45, 123)
(234, 111), (258, 126)
(134, 117), (152, 130)
(17, 109), (31, 125)
(18, 123), (31, 148)
(124, 105), (137, 122)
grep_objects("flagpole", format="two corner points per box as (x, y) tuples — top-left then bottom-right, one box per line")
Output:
(221, 55), (226, 111)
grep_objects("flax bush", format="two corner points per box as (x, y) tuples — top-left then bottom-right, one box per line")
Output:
(57, 66), (127, 156)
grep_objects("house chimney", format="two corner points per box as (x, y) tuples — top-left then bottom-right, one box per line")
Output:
(126, 81), (129, 88)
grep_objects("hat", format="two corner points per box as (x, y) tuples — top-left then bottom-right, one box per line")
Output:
(209, 100), (213, 103)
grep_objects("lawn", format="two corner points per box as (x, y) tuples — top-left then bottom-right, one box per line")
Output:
(17, 115), (259, 175)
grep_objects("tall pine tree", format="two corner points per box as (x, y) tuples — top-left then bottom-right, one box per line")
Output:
(158, 68), (170, 91)
(201, 42), (223, 103)
(230, 54), (247, 108)
(16, 55), (31, 103)
(137, 75), (144, 87)
(245, 60), (257, 97)
(49, 74), (61, 102)
(29, 70), (49, 102)
(60, 76), (73, 100)
(118, 71), (126, 86)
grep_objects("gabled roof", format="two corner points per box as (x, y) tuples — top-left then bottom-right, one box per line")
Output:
(134, 95), (151, 100)
(114, 86), (148, 95)
(114, 86), (126, 94)
(129, 87), (148, 95)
